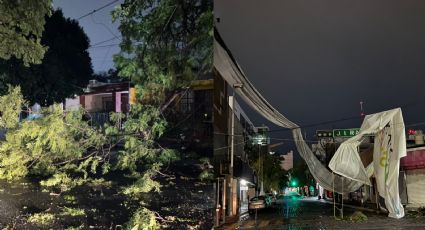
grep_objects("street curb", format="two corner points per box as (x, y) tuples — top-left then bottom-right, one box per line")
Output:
(213, 212), (249, 230)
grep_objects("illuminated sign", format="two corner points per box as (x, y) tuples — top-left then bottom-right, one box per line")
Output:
(316, 130), (333, 138)
(316, 128), (360, 138)
(333, 128), (360, 137)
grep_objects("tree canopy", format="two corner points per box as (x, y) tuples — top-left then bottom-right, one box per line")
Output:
(113, 0), (213, 88)
(0, 9), (93, 105)
(246, 143), (288, 192)
(0, 0), (52, 65)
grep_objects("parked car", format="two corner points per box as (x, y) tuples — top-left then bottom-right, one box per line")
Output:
(248, 196), (266, 214)
(248, 195), (274, 214)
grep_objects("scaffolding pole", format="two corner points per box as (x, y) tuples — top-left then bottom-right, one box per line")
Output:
(333, 173), (344, 219)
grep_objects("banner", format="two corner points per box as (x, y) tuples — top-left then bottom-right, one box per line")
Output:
(374, 125), (405, 218)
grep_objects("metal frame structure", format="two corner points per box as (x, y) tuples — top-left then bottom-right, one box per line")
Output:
(332, 172), (344, 219)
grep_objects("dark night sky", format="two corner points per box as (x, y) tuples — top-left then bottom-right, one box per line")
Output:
(215, 0), (425, 156)
(53, 0), (122, 73)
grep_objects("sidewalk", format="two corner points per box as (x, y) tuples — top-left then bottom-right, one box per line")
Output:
(214, 211), (250, 229)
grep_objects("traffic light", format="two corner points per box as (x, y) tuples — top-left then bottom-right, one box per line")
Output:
(290, 179), (298, 187)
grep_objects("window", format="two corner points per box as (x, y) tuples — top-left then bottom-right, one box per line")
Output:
(102, 96), (114, 112)
(180, 90), (194, 113)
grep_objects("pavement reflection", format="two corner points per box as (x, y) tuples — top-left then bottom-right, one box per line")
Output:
(235, 194), (425, 230)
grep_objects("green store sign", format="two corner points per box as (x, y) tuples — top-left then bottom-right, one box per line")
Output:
(316, 128), (360, 138)
(333, 128), (360, 137)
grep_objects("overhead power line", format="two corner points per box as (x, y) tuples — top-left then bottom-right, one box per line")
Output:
(77, 0), (120, 20)
(90, 14), (120, 39)
(263, 99), (425, 134)
(88, 43), (121, 49)
(212, 120), (425, 152)
(90, 36), (121, 47)
(214, 120), (425, 137)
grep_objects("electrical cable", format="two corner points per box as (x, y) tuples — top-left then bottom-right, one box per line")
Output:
(90, 14), (120, 39)
(264, 99), (425, 133)
(88, 43), (121, 50)
(90, 36), (122, 47)
(214, 140), (248, 151)
(100, 46), (113, 70)
(77, 0), (120, 20)
(212, 120), (425, 153)
(214, 120), (425, 137)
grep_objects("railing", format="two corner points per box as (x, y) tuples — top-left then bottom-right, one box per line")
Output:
(86, 112), (124, 129)
(86, 112), (110, 127)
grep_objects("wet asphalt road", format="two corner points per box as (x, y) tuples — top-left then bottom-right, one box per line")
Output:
(237, 196), (425, 230)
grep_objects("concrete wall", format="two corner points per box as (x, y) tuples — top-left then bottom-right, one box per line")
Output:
(64, 97), (80, 111)
(84, 94), (112, 112)
(406, 168), (425, 208)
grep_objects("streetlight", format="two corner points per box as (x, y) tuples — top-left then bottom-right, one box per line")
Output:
(240, 179), (247, 186)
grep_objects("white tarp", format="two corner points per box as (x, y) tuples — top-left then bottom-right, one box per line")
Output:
(329, 108), (406, 218)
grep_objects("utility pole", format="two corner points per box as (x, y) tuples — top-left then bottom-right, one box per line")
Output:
(230, 83), (243, 171)
(254, 126), (268, 196)
(258, 143), (261, 196)
(229, 83), (243, 217)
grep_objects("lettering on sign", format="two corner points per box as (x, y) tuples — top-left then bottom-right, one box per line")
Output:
(333, 128), (360, 137)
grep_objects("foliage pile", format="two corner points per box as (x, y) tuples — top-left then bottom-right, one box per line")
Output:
(60, 207), (86, 217)
(349, 211), (368, 222)
(27, 212), (55, 227)
(125, 207), (157, 230)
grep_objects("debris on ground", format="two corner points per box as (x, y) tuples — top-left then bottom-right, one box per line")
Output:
(349, 211), (368, 222)
(406, 207), (425, 218)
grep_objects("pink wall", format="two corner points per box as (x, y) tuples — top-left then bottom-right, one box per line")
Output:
(401, 147), (425, 170)
(115, 92), (121, 112)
